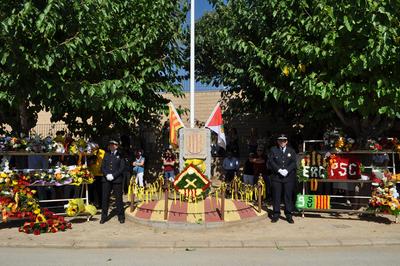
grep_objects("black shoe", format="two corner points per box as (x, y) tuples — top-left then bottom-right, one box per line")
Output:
(100, 218), (106, 224)
(118, 217), (125, 224)
(286, 217), (294, 224)
(271, 217), (279, 223)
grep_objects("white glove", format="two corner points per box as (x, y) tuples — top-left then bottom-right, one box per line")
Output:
(106, 174), (114, 181)
(278, 169), (288, 177)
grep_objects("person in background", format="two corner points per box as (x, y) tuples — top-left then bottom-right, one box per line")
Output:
(227, 128), (240, 158)
(268, 134), (297, 224)
(161, 121), (170, 150)
(251, 146), (268, 196)
(162, 148), (176, 183)
(243, 153), (255, 185)
(88, 144), (105, 208)
(100, 140), (126, 224)
(132, 149), (145, 188)
(248, 128), (258, 154)
(222, 150), (239, 183)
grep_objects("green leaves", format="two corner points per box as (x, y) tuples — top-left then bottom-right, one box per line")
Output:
(195, 0), (400, 136)
(343, 16), (352, 32)
(0, 0), (187, 134)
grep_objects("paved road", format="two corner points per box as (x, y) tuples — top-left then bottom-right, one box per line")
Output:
(1, 246), (399, 266)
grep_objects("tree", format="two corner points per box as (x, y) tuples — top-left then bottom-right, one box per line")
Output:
(0, 0), (188, 135)
(196, 0), (400, 141)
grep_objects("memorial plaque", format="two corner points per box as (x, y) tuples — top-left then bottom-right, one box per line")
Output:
(182, 128), (208, 159)
(179, 128), (211, 178)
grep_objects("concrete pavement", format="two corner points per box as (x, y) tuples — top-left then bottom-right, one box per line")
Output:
(0, 209), (399, 249)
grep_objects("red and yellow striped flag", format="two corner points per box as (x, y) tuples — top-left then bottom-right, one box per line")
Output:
(168, 102), (185, 148)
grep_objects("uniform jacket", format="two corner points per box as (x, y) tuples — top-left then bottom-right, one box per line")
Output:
(268, 146), (297, 183)
(101, 150), (126, 183)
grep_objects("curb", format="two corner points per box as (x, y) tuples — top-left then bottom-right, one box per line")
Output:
(2, 238), (400, 249)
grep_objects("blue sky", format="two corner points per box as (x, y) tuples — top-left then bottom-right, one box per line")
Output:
(182, 1), (222, 91)
(194, 0), (214, 19)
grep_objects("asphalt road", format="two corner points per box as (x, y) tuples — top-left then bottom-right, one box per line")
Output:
(1, 246), (399, 266)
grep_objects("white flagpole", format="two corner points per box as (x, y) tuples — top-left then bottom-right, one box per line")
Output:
(190, 0), (195, 128)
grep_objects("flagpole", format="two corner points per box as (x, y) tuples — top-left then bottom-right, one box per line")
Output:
(190, 0), (195, 128)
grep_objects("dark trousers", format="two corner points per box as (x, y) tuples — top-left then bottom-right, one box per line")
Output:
(89, 176), (102, 208)
(101, 182), (124, 220)
(224, 170), (236, 183)
(272, 180), (295, 218)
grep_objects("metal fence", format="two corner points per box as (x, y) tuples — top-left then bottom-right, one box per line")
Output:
(30, 123), (68, 137)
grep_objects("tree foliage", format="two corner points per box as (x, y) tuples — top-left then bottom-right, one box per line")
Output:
(196, 0), (400, 139)
(0, 0), (188, 134)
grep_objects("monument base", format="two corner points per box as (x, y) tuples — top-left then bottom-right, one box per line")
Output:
(125, 199), (267, 228)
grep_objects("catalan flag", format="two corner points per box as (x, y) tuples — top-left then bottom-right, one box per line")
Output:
(168, 102), (185, 148)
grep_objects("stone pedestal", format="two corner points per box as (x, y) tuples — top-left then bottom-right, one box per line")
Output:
(179, 128), (211, 178)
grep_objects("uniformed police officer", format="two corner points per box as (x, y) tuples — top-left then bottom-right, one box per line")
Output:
(100, 140), (126, 224)
(268, 134), (297, 224)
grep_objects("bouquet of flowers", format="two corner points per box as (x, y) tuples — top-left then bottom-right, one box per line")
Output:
(0, 171), (40, 222)
(64, 198), (97, 217)
(368, 139), (383, 152)
(3, 136), (28, 151)
(323, 128), (354, 152)
(19, 208), (72, 235)
(368, 179), (400, 216)
(69, 166), (94, 186)
(29, 166), (72, 186)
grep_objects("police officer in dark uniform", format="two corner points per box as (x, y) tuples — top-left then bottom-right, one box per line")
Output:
(100, 140), (126, 224)
(268, 134), (297, 224)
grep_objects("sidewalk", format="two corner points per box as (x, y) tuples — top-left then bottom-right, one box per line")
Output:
(1, 209), (399, 249)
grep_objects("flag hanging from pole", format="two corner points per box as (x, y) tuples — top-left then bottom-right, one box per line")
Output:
(205, 102), (226, 149)
(168, 102), (185, 148)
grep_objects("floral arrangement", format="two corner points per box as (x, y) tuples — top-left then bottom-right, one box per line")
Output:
(297, 151), (328, 182)
(19, 208), (72, 235)
(323, 128), (354, 152)
(29, 166), (73, 186)
(0, 170), (73, 235)
(0, 171), (40, 222)
(69, 165), (94, 186)
(64, 198), (97, 217)
(368, 139), (383, 152)
(0, 135), (98, 155)
(368, 179), (400, 216)
(335, 136), (355, 152)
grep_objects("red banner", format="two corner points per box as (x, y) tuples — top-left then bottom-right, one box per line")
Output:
(328, 155), (361, 180)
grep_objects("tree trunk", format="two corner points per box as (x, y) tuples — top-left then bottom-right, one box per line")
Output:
(18, 101), (30, 136)
(331, 103), (393, 148)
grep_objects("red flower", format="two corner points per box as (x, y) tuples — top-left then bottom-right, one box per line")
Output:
(51, 228), (57, 233)
(60, 225), (65, 231)
(40, 223), (47, 229)
(66, 223), (72, 229)
(33, 229), (41, 235)
(24, 228), (30, 234)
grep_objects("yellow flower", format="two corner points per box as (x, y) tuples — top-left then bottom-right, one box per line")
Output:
(282, 66), (290, 76)
(34, 209), (41, 215)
